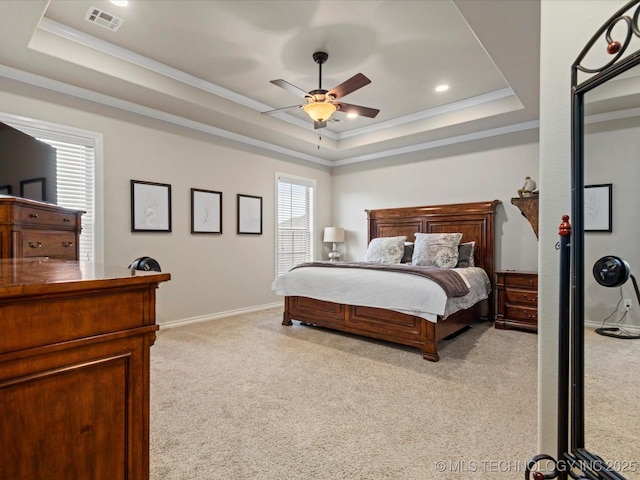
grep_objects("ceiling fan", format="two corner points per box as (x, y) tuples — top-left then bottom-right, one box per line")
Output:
(262, 51), (380, 129)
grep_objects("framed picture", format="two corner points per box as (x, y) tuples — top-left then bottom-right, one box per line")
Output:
(0, 185), (11, 195)
(191, 188), (222, 234)
(584, 184), (612, 232)
(237, 194), (262, 235)
(131, 180), (172, 232)
(20, 177), (45, 202)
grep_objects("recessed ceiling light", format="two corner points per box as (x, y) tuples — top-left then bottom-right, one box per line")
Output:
(110, 0), (129, 6)
(435, 84), (449, 92)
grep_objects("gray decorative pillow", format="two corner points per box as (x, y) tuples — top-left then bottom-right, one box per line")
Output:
(456, 241), (476, 268)
(412, 233), (463, 268)
(364, 236), (407, 264)
(401, 242), (414, 263)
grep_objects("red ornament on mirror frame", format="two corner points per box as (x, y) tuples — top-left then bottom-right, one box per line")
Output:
(607, 41), (621, 54)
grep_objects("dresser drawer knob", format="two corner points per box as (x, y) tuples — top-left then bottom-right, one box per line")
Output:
(62, 242), (73, 248)
(29, 213), (39, 219)
(28, 241), (42, 248)
(63, 217), (71, 223)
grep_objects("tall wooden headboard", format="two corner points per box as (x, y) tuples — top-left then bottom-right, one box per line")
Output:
(366, 200), (501, 311)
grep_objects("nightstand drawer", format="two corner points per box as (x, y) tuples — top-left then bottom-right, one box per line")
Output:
(495, 270), (538, 332)
(505, 305), (538, 322)
(502, 274), (538, 289)
(505, 289), (538, 306)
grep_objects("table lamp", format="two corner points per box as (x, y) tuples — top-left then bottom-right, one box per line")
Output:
(323, 227), (345, 262)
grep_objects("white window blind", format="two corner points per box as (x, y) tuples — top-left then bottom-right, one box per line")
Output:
(276, 175), (315, 276)
(41, 138), (95, 261)
(2, 118), (96, 262)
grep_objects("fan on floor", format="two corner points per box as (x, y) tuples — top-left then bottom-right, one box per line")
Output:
(262, 51), (380, 129)
(592, 255), (640, 339)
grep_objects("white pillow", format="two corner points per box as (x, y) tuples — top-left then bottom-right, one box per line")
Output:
(364, 236), (407, 264)
(412, 233), (463, 268)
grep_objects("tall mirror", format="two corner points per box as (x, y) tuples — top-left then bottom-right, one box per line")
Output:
(583, 65), (640, 478)
(571, 1), (640, 478)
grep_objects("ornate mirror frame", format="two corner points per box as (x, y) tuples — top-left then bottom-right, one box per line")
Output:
(527, 1), (640, 479)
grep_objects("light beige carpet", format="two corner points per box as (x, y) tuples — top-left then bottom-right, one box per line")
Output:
(584, 328), (640, 480)
(150, 308), (538, 479)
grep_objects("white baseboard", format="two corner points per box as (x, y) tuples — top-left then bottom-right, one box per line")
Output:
(585, 319), (640, 333)
(158, 302), (283, 330)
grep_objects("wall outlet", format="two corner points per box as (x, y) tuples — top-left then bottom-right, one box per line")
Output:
(624, 298), (632, 310)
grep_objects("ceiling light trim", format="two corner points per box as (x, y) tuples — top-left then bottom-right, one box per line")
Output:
(0, 64), (332, 167)
(332, 120), (540, 167)
(38, 19), (271, 111)
(38, 17), (338, 139)
(336, 88), (517, 140)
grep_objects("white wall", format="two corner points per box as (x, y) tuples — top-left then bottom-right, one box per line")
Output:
(584, 118), (640, 327)
(538, 0), (620, 458)
(0, 80), (332, 325)
(332, 131), (540, 271)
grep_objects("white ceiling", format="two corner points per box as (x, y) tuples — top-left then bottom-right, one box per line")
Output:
(0, 0), (541, 167)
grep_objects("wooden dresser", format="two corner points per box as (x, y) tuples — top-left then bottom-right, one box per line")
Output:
(494, 270), (538, 332)
(0, 259), (170, 480)
(0, 196), (83, 260)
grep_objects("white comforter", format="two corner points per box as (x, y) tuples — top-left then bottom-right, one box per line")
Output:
(272, 264), (491, 323)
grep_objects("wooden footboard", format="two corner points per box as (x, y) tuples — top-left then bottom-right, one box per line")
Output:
(280, 200), (498, 361)
(282, 296), (483, 362)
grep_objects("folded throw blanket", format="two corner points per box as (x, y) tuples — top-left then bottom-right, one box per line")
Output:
(292, 262), (470, 297)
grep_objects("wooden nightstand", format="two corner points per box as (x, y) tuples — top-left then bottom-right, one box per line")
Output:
(495, 271), (538, 332)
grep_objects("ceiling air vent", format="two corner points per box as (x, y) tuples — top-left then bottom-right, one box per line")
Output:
(84, 6), (124, 31)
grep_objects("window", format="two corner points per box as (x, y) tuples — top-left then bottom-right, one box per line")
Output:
(0, 114), (100, 262)
(275, 173), (315, 276)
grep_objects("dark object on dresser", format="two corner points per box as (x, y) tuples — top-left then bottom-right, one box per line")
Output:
(495, 271), (538, 332)
(282, 200), (500, 362)
(0, 259), (170, 480)
(129, 256), (162, 272)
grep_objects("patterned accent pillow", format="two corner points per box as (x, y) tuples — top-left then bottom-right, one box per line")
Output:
(364, 236), (407, 264)
(456, 241), (476, 268)
(412, 233), (463, 268)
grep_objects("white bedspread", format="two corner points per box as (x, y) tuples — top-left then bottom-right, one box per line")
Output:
(272, 264), (491, 323)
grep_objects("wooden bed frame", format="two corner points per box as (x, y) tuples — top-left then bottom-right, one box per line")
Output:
(282, 200), (501, 361)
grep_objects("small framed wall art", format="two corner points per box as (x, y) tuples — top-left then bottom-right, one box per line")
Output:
(20, 177), (45, 202)
(191, 188), (222, 234)
(131, 180), (172, 232)
(584, 183), (612, 232)
(0, 185), (12, 195)
(237, 194), (262, 235)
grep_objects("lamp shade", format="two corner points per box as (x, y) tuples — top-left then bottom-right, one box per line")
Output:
(323, 227), (345, 243)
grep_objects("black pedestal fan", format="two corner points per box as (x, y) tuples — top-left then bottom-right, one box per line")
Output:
(592, 255), (640, 339)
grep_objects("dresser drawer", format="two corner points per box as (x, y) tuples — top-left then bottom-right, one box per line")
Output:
(21, 232), (77, 259)
(505, 289), (538, 306)
(505, 305), (538, 323)
(16, 206), (78, 230)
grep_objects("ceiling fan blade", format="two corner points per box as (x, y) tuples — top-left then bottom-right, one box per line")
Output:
(314, 120), (327, 130)
(335, 102), (380, 118)
(261, 104), (303, 115)
(270, 79), (309, 98)
(328, 73), (371, 99)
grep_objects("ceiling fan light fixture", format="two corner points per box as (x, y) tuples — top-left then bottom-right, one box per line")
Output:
(303, 102), (337, 123)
